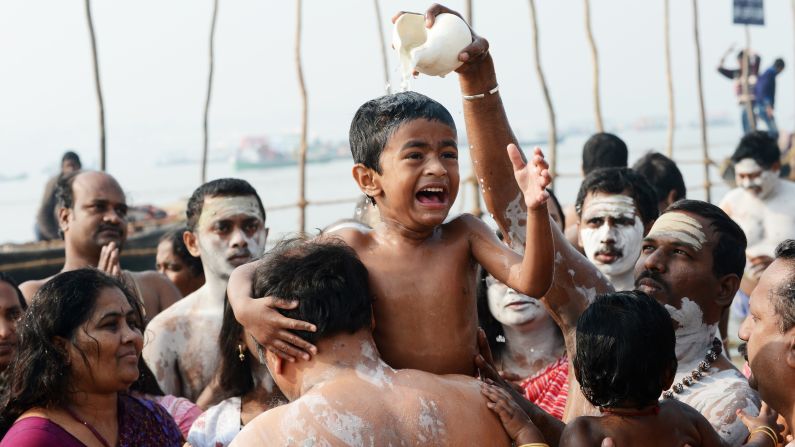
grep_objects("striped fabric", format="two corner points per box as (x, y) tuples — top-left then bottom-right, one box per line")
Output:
(520, 355), (569, 420)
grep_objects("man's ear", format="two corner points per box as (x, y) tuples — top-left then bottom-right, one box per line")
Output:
(771, 160), (782, 173)
(352, 164), (381, 200)
(715, 273), (741, 307)
(266, 349), (283, 375)
(786, 331), (795, 370)
(665, 190), (678, 209)
(183, 230), (200, 257)
(58, 207), (71, 234)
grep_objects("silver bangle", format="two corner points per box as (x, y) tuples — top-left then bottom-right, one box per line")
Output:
(462, 85), (499, 101)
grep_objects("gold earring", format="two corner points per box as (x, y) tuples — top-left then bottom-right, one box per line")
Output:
(238, 344), (245, 362)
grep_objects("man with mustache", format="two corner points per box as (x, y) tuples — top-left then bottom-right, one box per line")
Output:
(738, 239), (795, 446)
(575, 167), (658, 291)
(143, 178), (268, 400)
(20, 171), (181, 319)
(719, 131), (795, 320)
(436, 4), (760, 441)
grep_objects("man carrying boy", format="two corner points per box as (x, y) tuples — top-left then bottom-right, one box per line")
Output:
(228, 91), (555, 377)
(144, 178), (268, 400)
(232, 238), (544, 446)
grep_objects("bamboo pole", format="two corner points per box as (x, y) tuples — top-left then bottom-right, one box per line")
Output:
(84, 0), (106, 171)
(464, 0), (473, 27)
(583, 0), (604, 132)
(528, 0), (557, 186)
(793, 0), (795, 131)
(663, 0), (675, 157)
(295, 0), (309, 232)
(692, 0), (711, 202)
(740, 26), (756, 132)
(373, 0), (390, 94)
(202, 0), (219, 184)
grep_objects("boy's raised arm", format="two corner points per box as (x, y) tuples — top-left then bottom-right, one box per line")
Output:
(227, 261), (318, 362)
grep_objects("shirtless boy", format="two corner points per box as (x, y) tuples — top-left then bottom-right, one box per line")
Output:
(232, 239), (542, 447)
(229, 91), (554, 376)
(560, 291), (774, 447)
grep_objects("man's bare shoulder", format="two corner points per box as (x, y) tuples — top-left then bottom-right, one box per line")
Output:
(327, 224), (374, 248)
(145, 287), (202, 332)
(19, 276), (53, 303)
(231, 404), (291, 446)
(560, 415), (603, 446)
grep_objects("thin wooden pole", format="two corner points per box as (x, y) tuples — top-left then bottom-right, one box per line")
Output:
(84, 0), (106, 171)
(692, 0), (711, 202)
(295, 0), (309, 232)
(528, 0), (557, 187)
(373, 0), (389, 94)
(202, 0), (219, 184)
(663, 0), (675, 157)
(464, 0), (473, 27)
(740, 26), (756, 132)
(583, 0), (604, 132)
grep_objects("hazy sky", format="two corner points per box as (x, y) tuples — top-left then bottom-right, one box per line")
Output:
(1, 0), (793, 173)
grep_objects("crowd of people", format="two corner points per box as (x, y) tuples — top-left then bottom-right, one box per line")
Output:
(2, 4), (795, 446)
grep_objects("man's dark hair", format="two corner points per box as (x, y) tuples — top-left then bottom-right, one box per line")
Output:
(772, 239), (795, 332)
(731, 131), (781, 170)
(0, 269), (144, 435)
(252, 238), (372, 345)
(582, 133), (628, 175)
(349, 91), (456, 174)
(774, 58), (785, 71)
(575, 167), (659, 225)
(55, 170), (81, 210)
(159, 228), (204, 277)
(61, 151), (81, 168)
(664, 200), (747, 278)
(186, 178), (266, 232)
(632, 152), (686, 205)
(0, 272), (27, 311)
(574, 291), (676, 409)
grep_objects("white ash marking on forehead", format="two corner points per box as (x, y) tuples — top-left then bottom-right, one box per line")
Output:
(648, 212), (707, 250)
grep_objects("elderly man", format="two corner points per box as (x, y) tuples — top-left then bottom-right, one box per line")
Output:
(143, 178), (268, 400)
(575, 167), (658, 291)
(20, 171), (181, 319)
(231, 238), (534, 447)
(440, 4), (759, 443)
(739, 239), (795, 446)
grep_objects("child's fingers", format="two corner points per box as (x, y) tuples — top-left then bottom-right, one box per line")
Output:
(507, 144), (526, 171)
(263, 296), (301, 310)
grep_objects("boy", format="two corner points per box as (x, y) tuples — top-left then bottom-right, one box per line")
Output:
(228, 91), (554, 375)
(560, 291), (774, 447)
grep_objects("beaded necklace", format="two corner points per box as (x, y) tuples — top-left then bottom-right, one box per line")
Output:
(662, 337), (722, 400)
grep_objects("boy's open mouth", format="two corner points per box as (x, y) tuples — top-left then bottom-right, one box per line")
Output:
(415, 186), (449, 206)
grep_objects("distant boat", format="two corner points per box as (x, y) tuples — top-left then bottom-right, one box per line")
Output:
(0, 173), (28, 183)
(232, 135), (349, 170)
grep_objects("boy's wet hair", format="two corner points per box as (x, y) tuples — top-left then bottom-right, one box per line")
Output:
(349, 91), (456, 174)
(574, 291), (676, 409)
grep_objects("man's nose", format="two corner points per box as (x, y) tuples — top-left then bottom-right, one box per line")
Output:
(0, 318), (13, 339)
(230, 227), (249, 248)
(642, 247), (666, 273)
(738, 314), (752, 342)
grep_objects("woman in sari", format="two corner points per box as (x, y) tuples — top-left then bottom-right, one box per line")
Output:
(0, 269), (183, 446)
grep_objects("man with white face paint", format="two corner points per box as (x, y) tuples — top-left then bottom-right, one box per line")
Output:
(720, 132), (795, 317)
(634, 200), (760, 444)
(575, 167), (658, 291)
(144, 178), (268, 400)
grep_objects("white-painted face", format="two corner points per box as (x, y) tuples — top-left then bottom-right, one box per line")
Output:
(579, 194), (644, 276)
(734, 158), (778, 199)
(196, 195), (267, 279)
(485, 275), (548, 327)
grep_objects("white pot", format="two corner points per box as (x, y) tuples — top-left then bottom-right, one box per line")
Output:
(393, 12), (472, 80)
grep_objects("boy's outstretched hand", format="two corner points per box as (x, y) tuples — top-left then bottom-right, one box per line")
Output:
(508, 144), (551, 210)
